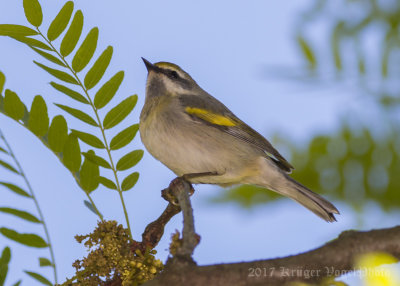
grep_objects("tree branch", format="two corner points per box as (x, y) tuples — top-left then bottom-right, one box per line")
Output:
(144, 225), (400, 286)
(133, 176), (200, 260)
(170, 178), (199, 259)
(138, 203), (181, 251)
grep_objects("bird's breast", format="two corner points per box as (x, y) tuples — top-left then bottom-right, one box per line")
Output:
(139, 103), (263, 185)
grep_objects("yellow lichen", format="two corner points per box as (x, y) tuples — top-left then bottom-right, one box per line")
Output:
(169, 230), (183, 256)
(59, 220), (164, 286)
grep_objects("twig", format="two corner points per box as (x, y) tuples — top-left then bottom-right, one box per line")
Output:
(132, 177), (200, 263)
(140, 203), (181, 250)
(171, 178), (199, 260)
(130, 202), (181, 254)
(132, 178), (199, 256)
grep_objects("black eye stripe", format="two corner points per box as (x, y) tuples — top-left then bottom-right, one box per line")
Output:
(160, 68), (180, 79)
(170, 70), (179, 79)
(160, 68), (191, 89)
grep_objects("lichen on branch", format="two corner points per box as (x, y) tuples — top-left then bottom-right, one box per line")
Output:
(59, 221), (163, 286)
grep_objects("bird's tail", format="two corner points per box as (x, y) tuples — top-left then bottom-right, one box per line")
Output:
(266, 174), (340, 222)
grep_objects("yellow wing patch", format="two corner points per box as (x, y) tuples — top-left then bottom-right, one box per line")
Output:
(185, 107), (237, 127)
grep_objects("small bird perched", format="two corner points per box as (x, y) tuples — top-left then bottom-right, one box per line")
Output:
(140, 58), (339, 222)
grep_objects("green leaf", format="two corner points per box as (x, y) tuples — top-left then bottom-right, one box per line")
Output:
(84, 46), (113, 90)
(50, 82), (88, 104)
(99, 176), (117, 190)
(71, 129), (104, 149)
(0, 264), (8, 286)
(332, 22), (343, 72)
(297, 35), (316, 70)
(4, 89), (25, 120)
(62, 134), (81, 172)
(0, 228), (47, 248)
(24, 271), (52, 286)
(93, 71), (124, 109)
(0, 247), (11, 265)
(80, 150), (100, 193)
(23, 0), (43, 27)
(358, 56), (365, 75)
(0, 207), (40, 223)
(82, 151), (111, 169)
(110, 124), (139, 150)
(0, 95), (4, 112)
(10, 36), (51, 50)
(47, 1), (74, 41)
(39, 257), (52, 267)
(83, 200), (102, 218)
(72, 27), (99, 72)
(0, 247), (11, 286)
(28, 95), (49, 137)
(121, 172), (139, 191)
(0, 71), (5, 93)
(55, 104), (98, 126)
(0, 160), (20, 175)
(103, 95), (137, 129)
(48, 115), (68, 152)
(0, 24), (38, 36)
(116, 150), (143, 171)
(21, 105), (30, 125)
(60, 10), (83, 57)
(382, 43), (390, 78)
(0, 146), (8, 155)
(12, 280), (22, 286)
(0, 182), (30, 197)
(30, 46), (66, 67)
(34, 61), (78, 84)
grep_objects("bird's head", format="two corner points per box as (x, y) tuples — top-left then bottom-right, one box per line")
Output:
(142, 58), (199, 99)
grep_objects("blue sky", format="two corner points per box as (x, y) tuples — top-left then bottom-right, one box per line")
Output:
(0, 1), (399, 285)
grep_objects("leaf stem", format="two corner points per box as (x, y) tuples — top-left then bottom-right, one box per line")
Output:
(36, 29), (133, 238)
(4, 114), (104, 221)
(0, 128), (58, 284)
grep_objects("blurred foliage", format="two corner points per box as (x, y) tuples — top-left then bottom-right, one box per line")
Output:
(262, 0), (400, 108)
(288, 124), (400, 210)
(296, 0), (400, 104)
(212, 0), (400, 211)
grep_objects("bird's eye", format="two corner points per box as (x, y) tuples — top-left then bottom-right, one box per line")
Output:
(170, 70), (179, 79)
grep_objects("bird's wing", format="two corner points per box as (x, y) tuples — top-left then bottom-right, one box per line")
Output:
(179, 93), (294, 173)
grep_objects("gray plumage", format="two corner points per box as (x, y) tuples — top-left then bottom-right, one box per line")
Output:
(140, 59), (339, 222)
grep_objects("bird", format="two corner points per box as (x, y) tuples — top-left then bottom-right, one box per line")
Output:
(139, 58), (339, 222)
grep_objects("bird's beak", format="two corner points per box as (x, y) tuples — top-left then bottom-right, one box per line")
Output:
(142, 57), (156, 72)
